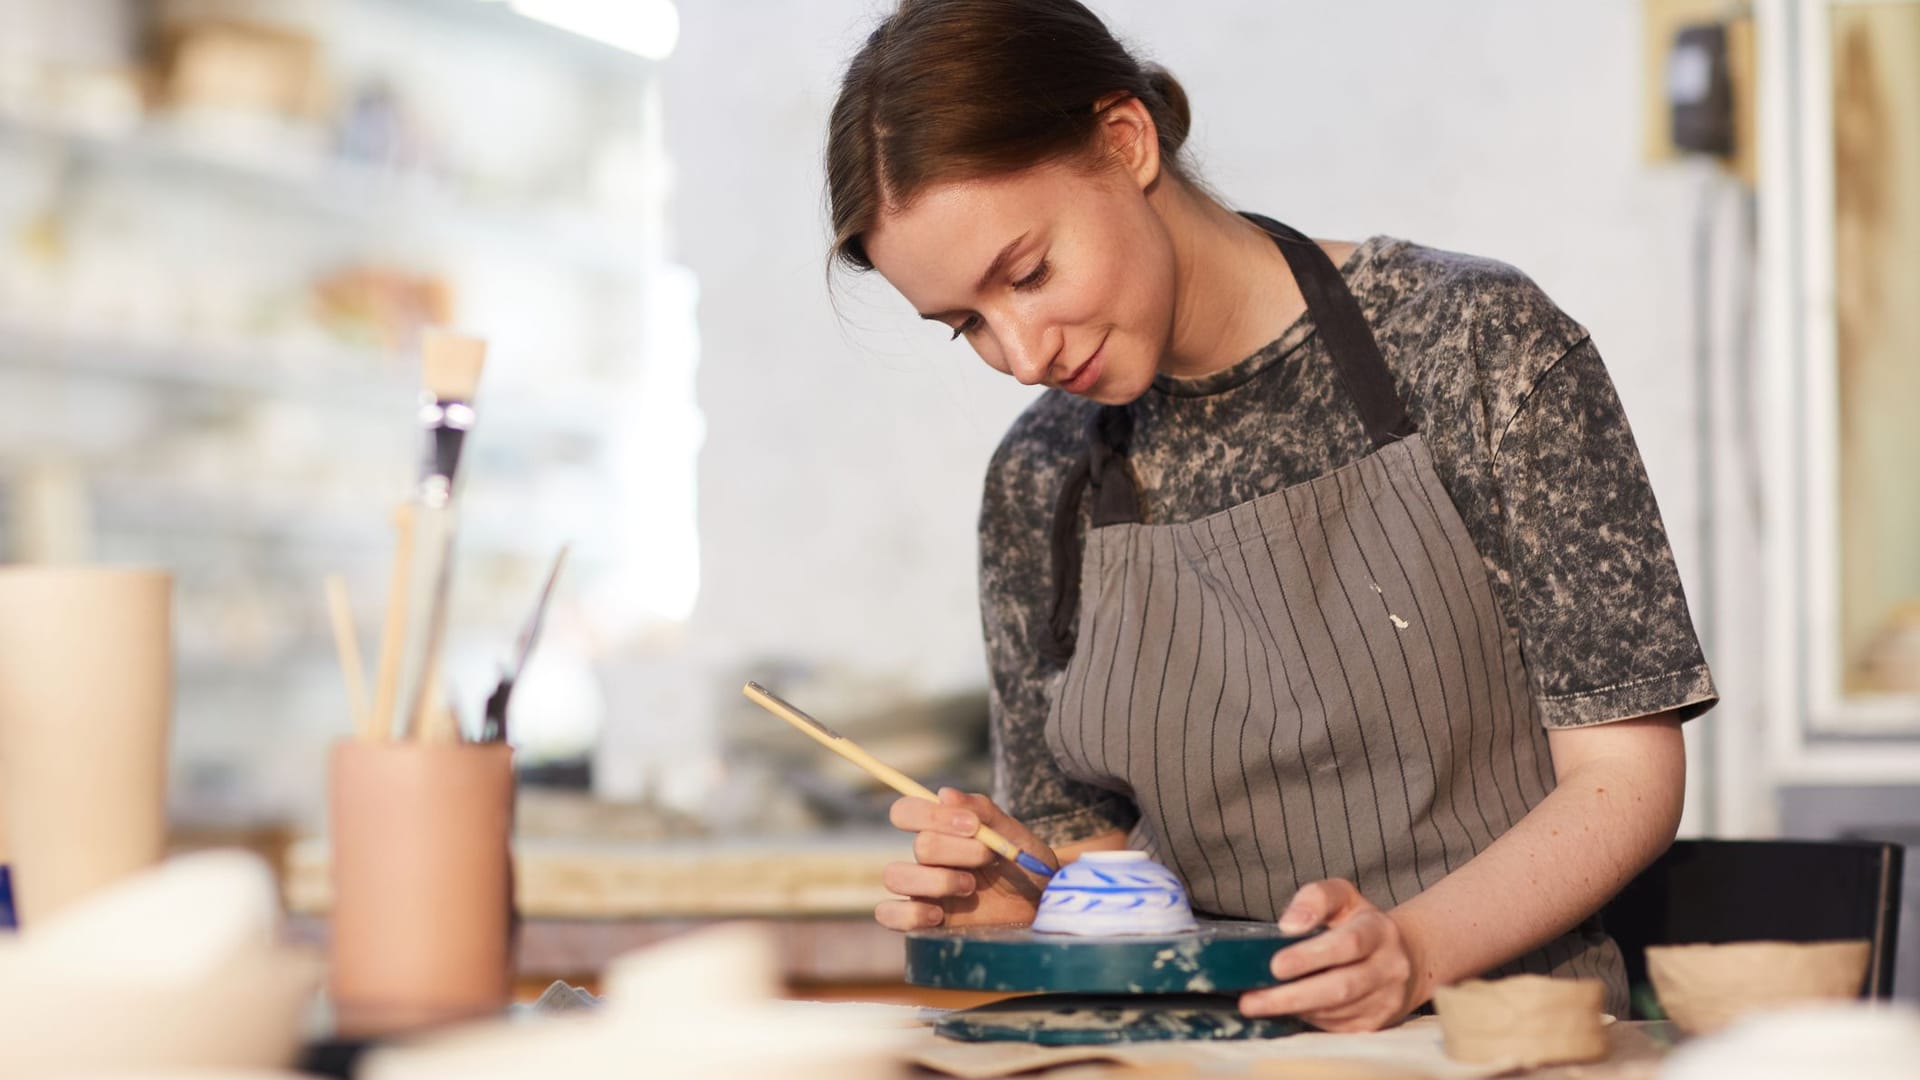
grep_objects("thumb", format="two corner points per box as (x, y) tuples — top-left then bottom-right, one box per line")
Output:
(1277, 879), (1360, 934)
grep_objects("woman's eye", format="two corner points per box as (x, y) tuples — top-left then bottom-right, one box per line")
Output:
(946, 259), (1047, 340)
(1011, 259), (1051, 291)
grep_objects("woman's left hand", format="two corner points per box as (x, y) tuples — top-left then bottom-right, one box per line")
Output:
(1237, 879), (1429, 1032)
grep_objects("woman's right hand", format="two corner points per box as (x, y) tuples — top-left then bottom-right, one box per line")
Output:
(875, 787), (1057, 931)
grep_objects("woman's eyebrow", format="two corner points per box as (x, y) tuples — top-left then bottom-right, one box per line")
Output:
(917, 231), (1031, 320)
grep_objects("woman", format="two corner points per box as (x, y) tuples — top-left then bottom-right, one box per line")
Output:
(826, 0), (1715, 1033)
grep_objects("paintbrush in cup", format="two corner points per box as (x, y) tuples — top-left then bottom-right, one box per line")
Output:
(369, 504), (416, 740)
(389, 331), (487, 740)
(741, 682), (1055, 878)
(324, 574), (377, 740)
(480, 544), (569, 744)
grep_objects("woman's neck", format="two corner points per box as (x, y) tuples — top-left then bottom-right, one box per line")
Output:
(1151, 181), (1307, 381)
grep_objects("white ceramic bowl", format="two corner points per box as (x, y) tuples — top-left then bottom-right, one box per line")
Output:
(1031, 850), (1198, 936)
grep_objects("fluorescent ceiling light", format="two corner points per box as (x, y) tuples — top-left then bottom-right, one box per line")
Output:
(508, 0), (679, 61)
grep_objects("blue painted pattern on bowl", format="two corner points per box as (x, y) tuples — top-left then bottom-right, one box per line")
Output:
(1031, 850), (1199, 936)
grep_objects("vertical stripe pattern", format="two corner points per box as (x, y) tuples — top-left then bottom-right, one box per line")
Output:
(1046, 434), (1627, 1013)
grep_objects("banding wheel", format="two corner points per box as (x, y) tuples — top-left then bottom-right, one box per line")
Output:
(906, 919), (1311, 1044)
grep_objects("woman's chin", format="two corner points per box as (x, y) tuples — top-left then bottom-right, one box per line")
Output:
(1081, 367), (1153, 406)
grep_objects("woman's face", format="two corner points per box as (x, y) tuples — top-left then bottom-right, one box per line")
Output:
(864, 154), (1175, 406)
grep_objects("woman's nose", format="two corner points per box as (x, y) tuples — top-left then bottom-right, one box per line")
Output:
(1001, 322), (1057, 386)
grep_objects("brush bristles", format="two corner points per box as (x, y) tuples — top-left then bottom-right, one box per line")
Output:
(421, 330), (488, 401)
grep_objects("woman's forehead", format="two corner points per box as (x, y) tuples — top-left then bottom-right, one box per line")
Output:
(868, 164), (1091, 277)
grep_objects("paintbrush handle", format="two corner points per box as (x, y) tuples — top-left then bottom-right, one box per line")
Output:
(393, 503), (459, 740)
(370, 504), (417, 739)
(324, 574), (376, 740)
(741, 683), (1037, 870)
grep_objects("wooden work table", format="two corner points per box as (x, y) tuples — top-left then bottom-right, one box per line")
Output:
(282, 828), (935, 991)
(281, 829), (1690, 1076)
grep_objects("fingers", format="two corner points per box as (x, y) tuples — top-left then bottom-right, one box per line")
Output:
(1241, 958), (1409, 1031)
(914, 829), (997, 869)
(879, 789), (1056, 931)
(1276, 878), (1364, 934)
(891, 790), (1053, 873)
(1239, 962), (1372, 1019)
(874, 898), (944, 931)
(940, 787), (1007, 830)
(889, 793), (979, 838)
(1268, 916), (1382, 981)
(881, 860), (976, 900)
(1240, 907), (1417, 1033)
(888, 793), (996, 877)
(939, 788), (1051, 856)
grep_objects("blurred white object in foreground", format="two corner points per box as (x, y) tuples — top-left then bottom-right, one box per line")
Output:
(0, 850), (321, 1076)
(361, 922), (910, 1080)
(1662, 1002), (1920, 1080)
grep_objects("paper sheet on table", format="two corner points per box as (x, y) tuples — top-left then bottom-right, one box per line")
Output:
(906, 1015), (1671, 1079)
(904, 1017), (1481, 1079)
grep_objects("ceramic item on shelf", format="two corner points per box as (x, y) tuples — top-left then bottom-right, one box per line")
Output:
(1647, 939), (1873, 1035)
(1032, 850), (1198, 936)
(1432, 974), (1607, 1069)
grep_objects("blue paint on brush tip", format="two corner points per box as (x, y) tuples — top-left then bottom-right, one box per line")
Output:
(1016, 851), (1056, 878)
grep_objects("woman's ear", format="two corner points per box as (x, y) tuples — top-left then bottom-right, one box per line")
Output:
(1094, 93), (1161, 192)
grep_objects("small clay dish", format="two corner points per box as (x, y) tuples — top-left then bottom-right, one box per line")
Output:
(1646, 939), (1872, 1035)
(1433, 974), (1608, 1069)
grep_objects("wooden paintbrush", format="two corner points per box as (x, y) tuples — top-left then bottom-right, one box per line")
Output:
(324, 573), (376, 740)
(742, 682), (1055, 878)
(391, 331), (487, 740)
(369, 504), (416, 739)
(480, 543), (569, 744)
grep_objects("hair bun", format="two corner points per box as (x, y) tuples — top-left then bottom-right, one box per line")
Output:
(1143, 65), (1192, 153)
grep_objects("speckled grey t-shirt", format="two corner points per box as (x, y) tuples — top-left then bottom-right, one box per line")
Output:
(980, 235), (1718, 846)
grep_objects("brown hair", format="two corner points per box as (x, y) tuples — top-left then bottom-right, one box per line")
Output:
(826, 0), (1195, 273)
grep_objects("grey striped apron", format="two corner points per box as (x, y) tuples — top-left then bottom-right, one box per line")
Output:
(1040, 215), (1627, 1013)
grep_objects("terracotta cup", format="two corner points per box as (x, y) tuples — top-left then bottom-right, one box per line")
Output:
(0, 566), (172, 926)
(328, 738), (515, 1035)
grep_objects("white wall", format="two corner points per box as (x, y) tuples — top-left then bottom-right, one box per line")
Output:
(660, 1), (1733, 782)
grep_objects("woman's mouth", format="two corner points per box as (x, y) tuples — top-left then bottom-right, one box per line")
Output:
(1059, 337), (1107, 395)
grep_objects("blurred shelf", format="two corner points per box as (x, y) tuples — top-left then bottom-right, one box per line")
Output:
(0, 318), (622, 443)
(1825, 694), (1920, 735)
(379, 0), (672, 73)
(0, 110), (654, 276)
(285, 830), (901, 919)
(0, 316), (398, 405)
(90, 482), (599, 560)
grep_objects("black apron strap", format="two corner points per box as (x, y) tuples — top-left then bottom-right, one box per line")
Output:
(1240, 212), (1416, 449)
(1041, 217), (1414, 662)
(1041, 407), (1137, 664)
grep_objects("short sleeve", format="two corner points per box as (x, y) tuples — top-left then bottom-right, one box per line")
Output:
(1490, 338), (1718, 727)
(979, 416), (1139, 846)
